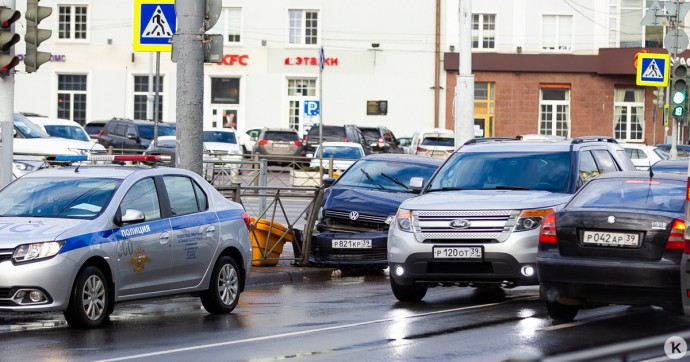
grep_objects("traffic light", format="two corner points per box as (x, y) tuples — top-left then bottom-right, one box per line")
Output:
(652, 87), (664, 107)
(24, 0), (52, 73)
(670, 63), (689, 119)
(0, 6), (21, 77)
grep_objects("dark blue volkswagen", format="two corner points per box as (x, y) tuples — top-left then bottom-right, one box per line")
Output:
(310, 154), (443, 271)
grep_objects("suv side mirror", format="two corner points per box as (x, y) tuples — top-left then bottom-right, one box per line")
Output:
(126, 133), (137, 140)
(114, 208), (145, 226)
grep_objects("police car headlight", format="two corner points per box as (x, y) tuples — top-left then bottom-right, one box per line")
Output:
(12, 241), (65, 263)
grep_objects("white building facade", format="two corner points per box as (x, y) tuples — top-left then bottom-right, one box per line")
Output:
(13, 0), (441, 138)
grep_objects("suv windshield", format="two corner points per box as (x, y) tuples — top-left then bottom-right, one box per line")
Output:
(427, 151), (572, 193)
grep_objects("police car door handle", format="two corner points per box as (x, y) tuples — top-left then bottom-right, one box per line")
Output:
(159, 232), (170, 244)
(205, 226), (216, 237)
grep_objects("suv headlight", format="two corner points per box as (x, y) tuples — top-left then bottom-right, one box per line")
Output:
(12, 241), (64, 263)
(396, 209), (414, 232)
(514, 208), (555, 232)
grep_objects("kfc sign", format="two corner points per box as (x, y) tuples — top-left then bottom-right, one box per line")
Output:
(218, 54), (249, 65)
(284, 57), (338, 66)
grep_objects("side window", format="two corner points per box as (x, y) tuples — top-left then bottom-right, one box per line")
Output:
(126, 125), (137, 138)
(119, 178), (161, 221)
(114, 124), (126, 137)
(593, 150), (619, 172)
(106, 121), (118, 134)
(163, 176), (204, 216)
(578, 151), (599, 185)
(192, 181), (208, 210)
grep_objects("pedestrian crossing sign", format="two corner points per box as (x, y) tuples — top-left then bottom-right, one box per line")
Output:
(133, 0), (176, 52)
(636, 53), (669, 87)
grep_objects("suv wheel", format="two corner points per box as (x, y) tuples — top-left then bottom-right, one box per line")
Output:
(546, 300), (579, 322)
(390, 277), (427, 302)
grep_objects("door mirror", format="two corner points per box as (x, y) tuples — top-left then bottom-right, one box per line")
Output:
(115, 208), (145, 225)
(408, 177), (424, 193)
(126, 133), (137, 140)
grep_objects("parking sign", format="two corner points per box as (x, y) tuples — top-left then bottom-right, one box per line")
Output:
(304, 101), (320, 116)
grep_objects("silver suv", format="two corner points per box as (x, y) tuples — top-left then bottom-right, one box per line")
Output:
(387, 136), (636, 302)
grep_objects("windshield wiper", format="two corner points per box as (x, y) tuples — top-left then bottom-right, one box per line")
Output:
(491, 185), (532, 190)
(380, 172), (409, 191)
(427, 187), (476, 192)
(360, 169), (384, 190)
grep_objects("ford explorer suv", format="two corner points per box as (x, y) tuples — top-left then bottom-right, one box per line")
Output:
(387, 136), (636, 302)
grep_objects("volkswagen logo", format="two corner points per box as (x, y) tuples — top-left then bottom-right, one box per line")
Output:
(349, 211), (360, 221)
(450, 219), (471, 228)
(607, 215), (616, 224)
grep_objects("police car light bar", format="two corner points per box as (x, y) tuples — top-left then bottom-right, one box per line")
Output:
(55, 155), (167, 162)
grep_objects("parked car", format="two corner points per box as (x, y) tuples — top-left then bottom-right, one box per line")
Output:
(398, 137), (412, 154)
(203, 128), (244, 172)
(622, 143), (667, 170)
(12, 113), (107, 161)
(358, 126), (404, 154)
(655, 144), (690, 159)
(143, 136), (216, 171)
(84, 120), (108, 140)
(12, 154), (50, 179)
(409, 128), (454, 155)
(27, 116), (92, 142)
(303, 124), (372, 155)
(308, 142), (366, 172)
(98, 118), (176, 150)
(310, 154), (444, 271)
(387, 136), (636, 302)
(650, 159), (688, 174)
(254, 128), (305, 165)
(0, 162), (252, 328)
(415, 133), (455, 158)
(537, 171), (686, 321)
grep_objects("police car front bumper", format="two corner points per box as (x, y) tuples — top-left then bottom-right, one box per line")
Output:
(0, 254), (79, 312)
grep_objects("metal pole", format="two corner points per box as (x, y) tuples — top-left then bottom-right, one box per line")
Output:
(0, 0), (16, 187)
(175, 0), (205, 175)
(318, 46), (324, 181)
(148, 53), (154, 121)
(652, 104), (657, 144)
(455, 0), (475, 147)
(259, 158), (267, 215)
(153, 52), (160, 148)
(671, 1), (681, 159)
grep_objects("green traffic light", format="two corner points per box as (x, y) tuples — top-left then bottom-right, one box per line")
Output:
(673, 105), (685, 117)
(672, 90), (687, 105)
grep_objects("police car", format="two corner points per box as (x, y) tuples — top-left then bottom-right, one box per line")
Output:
(0, 155), (252, 328)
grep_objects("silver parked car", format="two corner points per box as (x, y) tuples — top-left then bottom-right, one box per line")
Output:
(0, 161), (252, 328)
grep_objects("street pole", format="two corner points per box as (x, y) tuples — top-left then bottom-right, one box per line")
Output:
(454, 0), (474, 147)
(671, 0), (680, 160)
(0, 0), (16, 187)
(153, 51), (160, 148)
(175, 0), (204, 175)
(318, 46), (324, 181)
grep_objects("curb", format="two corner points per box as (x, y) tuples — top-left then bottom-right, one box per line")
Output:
(246, 265), (336, 287)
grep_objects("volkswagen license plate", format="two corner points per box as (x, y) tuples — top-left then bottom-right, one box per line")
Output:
(332, 239), (372, 249)
(433, 246), (483, 259)
(582, 231), (640, 248)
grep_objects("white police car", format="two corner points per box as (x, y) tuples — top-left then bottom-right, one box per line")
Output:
(0, 156), (252, 328)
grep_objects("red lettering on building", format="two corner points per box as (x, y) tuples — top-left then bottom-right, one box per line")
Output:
(284, 57), (339, 67)
(218, 54), (249, 65)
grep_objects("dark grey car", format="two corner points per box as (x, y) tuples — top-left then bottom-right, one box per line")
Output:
(254, 128), (305, 165)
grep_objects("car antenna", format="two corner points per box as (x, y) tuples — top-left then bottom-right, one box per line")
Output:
(648, 167), (654, 179)
(75, 140), (98, 173)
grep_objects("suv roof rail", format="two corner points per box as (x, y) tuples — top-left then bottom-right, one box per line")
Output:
(571, 136), (618, 144)
(463, 137), (519, 145)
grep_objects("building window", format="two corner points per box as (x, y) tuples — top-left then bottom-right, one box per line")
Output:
(287, 79), (317, 134)
(539, 87), (570, 137)
(58, 5), (88, 40)
(211, 7), (242, 44)
(474, 82), (495, 137)
(133, 75), (164, 121)
(621, 0), (664, 48)
(613, 88), (644, 142)
(542, 15), (572, 51)
(288, 9), (318, 45)
(211, 78), (240, 104)
(57, 74), (87, 124)
(472, 14), (495, 49)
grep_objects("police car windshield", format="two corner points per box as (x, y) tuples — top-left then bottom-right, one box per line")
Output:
(0, 177), (121, 219)
(427, 151), (572, 193)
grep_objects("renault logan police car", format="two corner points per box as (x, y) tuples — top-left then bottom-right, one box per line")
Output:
(0, 157), (252, 328)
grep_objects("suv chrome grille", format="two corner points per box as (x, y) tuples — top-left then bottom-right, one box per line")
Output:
(415, 210), (517, 240)
(0, 248), (12, 263)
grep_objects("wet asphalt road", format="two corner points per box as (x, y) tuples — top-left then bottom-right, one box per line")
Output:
(1, 273), (690, 361)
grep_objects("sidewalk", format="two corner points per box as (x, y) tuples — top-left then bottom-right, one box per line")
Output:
(246, 242), (337, 287)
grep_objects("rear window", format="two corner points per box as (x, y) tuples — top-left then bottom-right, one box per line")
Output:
(203, 131), (237, 144)
(568, 178), (686, 213)
(421, 137), (454, 147)
(138, 124), (176, 140)
(360, 129), (380, 141)
(264, 131), (299, 141)
(308, 126), (344, 140)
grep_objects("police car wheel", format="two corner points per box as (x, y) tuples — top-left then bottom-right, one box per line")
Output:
(546, 301), (579, 322)
(64, 266), (110, 328)
(201, 256), (240, 313)
(390, 277), (427, 302)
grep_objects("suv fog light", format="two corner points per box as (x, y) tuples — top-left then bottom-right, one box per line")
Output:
(394, 265), (405, 277)
(521, 265), (535, 277)
(29, 291), (44, 303)
(12, 289), (48, 305)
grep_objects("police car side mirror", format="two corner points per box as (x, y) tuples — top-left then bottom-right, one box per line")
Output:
(115, 208), (145, 226)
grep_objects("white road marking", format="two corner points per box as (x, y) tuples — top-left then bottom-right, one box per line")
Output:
(95, 301), (510, 361)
